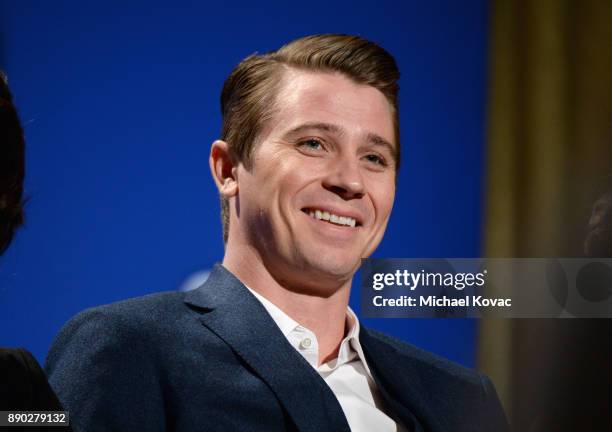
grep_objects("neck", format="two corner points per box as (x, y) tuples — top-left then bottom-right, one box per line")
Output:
(223, 243), (352, 366)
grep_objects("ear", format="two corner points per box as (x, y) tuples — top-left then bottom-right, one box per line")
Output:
(209, 140), (238, 198)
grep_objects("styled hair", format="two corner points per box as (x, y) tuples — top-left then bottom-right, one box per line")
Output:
(218, 34), (401, 243)
(0, 72), (25, 255)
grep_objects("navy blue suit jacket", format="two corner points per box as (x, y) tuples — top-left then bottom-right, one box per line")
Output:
(46, 264), (507, 431)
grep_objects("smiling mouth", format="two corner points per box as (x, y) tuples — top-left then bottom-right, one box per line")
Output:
(301, 208), (360, 228)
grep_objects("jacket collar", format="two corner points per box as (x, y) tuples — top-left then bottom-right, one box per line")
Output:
(184, 264), (351, 432)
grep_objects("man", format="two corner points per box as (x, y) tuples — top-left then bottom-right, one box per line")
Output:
(46, 34), (507, 431)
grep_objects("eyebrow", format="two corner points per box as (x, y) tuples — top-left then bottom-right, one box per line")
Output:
(285, 122), (343, 136)
(284, 121), (397, 158)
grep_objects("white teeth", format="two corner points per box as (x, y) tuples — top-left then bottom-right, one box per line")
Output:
(307, 209), (357, 227)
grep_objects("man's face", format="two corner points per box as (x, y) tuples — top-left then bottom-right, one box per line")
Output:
(235, 69), (396, 290)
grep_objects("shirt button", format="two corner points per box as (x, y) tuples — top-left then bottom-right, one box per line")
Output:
(300, 338), (312, 349)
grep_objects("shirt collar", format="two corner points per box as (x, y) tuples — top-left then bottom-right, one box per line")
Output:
(343, 307), (372, 376)
(247, 287), (302, 337)
(246, 286), (372, 377)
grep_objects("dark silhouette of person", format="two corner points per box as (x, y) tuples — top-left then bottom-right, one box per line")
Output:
(585, 184), (612, 257)
(0, 72), (71, 430)
(527, 180), (612, 432)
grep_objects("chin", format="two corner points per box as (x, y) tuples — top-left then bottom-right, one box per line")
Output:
(267, 250), (358, 296)
(272, 240), (364, 286)
(301, 253), (360, 281)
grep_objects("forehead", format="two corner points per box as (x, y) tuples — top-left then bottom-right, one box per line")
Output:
(269, 69), (396, 147)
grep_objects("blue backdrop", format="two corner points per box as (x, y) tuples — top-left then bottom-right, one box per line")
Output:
(0, 0), (488, 367)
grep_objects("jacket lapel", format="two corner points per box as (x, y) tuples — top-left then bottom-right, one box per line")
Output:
(184, 264), (351, 432)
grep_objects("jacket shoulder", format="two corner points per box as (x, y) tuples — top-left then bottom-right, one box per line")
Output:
(45, 291), (190, 431)
(65, 291), (185, 330)
(363, 328), (508, 431)
(46, 291), (189, 370)
(78, 290), (187, 321)
(365, 328), (482, 384)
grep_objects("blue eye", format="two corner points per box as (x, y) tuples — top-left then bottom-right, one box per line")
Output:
(365, 154), (386, 166)
(299, 139), (324, 150)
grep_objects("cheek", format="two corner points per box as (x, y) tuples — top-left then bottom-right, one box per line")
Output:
(247, 159), (307, 214)
(269, 154), (320, 194)
(385, 186), (396, 211)
(371, 182), (396, 222)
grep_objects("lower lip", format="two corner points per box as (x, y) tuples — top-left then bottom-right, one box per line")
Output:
(301, 211), (360, 240)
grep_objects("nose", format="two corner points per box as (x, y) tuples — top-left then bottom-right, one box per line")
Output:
(322, 156), (365, 200)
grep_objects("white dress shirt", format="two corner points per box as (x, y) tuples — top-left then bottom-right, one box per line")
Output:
(246, 287), (403, 432)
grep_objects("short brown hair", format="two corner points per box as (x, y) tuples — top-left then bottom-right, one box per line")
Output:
(219, 34), (400, 243)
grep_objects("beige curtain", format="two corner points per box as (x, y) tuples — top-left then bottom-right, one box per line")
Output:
(480, 0), (612, 426)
